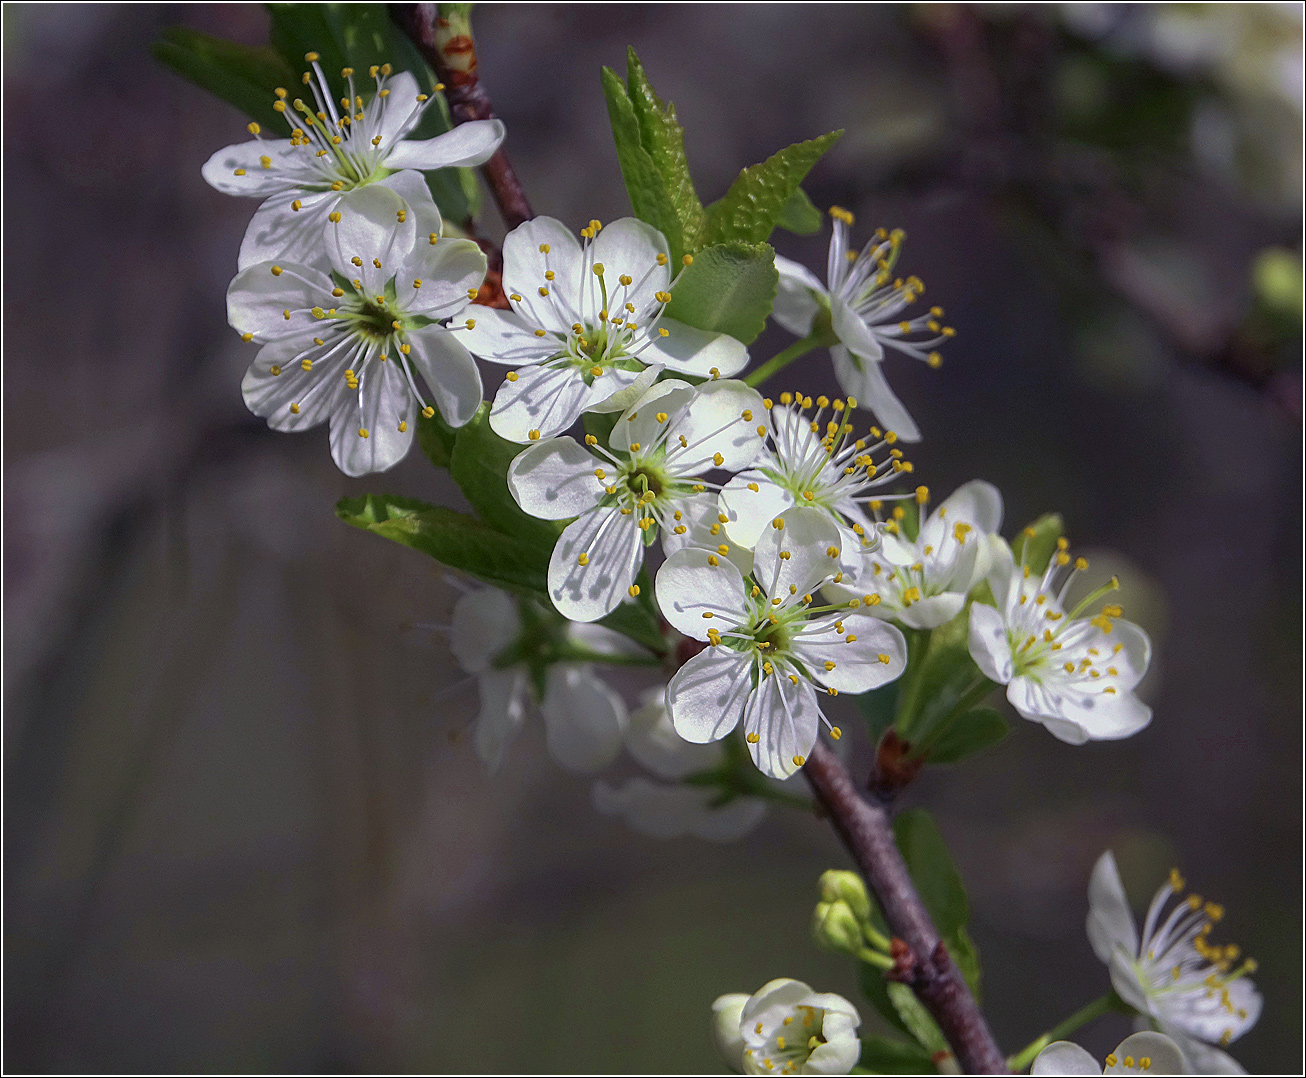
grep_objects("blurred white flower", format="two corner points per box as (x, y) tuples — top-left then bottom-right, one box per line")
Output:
(713, 978), (861, 1075)
(1032, 1031), (1187, 1076)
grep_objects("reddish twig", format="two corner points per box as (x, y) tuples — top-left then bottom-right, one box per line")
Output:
(804, 743), (1008, 1074)
(390, 3), (535, 231)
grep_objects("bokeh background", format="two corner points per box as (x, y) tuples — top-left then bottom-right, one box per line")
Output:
(4, 3), (1301, 1072)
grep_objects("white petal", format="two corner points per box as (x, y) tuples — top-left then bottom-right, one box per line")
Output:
(584, 364), (662, 414)
(506, 437), (605, 520)
(830, 293), (885, 362)
(405, 326), (483, 427)
(326, 184), (416, 295)
(654, 547), (750, 640)
(639, 318), (748, 377)
(473, 669), (528, 773)
(1164, 1028), (1247, 1074)
(383, 117), (506, 170)
(614, 378), (697, 453)
(327, 354), (415, 476)
(460, 307), (560, 365)
(745, 672), (819, 779)
(986, 536), (1019, 609)
(896, 592), (966, 631)
(375, 167), (443, 242)
(790, 614), (907, 694)
(227, 260), (334, 341)
(241, 332), (351, 431)
(201, 138), (302, 197)
(539, 665), (626, 772)
(712, 994), (750, 1072)
(450, 587), (519, 674)
(1086, 850), (1139, 964)
(806, 1008), (863, 1074)
(584, 217), (671, 312)
(663, 378), (768, 474)
(771, 253), (825, 336)
(659, 493), (755, 578)
(593, 778), (765, 842)
(490, 362), (643, 442)
(501, 216), (584, 331)
(741, 980), (812, 1047)
(831, 344), (921, 442)
(1098, 619), (1152, 694)
(547, 507), (644, 622)
(666, 647), (752, 743)
(401, 236), (486, 318)
(752, 507), (843, 604)
(1030, 1041), (1103, 1076)
(624, 688), (725, 780)
(1047, 681), (1152, 742)
(967, 602), (1014, 684)
(921, 479), (1004, 547)
(238, 190), (337, 270)
(720, 470), (796, 550)
(373, 71), (426, 148)
(1102, 1033), (1186, 1076)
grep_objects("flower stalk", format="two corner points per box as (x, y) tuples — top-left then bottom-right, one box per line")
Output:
(1006, 992), (1125, 1072)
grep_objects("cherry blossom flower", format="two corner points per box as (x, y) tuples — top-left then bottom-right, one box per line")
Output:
(1086, 851), (1261, 1074)
(507, 378), (765, 622)
(713, 979), (862, 1075)
(656, 508), (907, 779)
(719, 391), (913, 572)
(771, 207), (953, 441)
(827, 480), (1004, 630)
(461, 216), (748, 442)
(229, 184), (485, 475)
(967, 536), (1152, 743)
(203, 56), (504, 268)
(1032, 1032), (1187, 1076)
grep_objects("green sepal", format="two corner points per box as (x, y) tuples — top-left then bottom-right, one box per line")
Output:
(857, 1035), (937, 1074)
(1010, 512), (1064, 575)
(449, 404), (564, 548)
(336, 493), (548, 595)
(151, 28), (297, 131)
(662, 242), (778, 345)
(776, 186), (824, 235)
(704, 131), (841, 246)
(923, 707), (1010, 765)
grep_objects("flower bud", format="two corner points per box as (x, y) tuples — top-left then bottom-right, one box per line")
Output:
(811, 899), (864, 956)
(819, 869), (872, 924)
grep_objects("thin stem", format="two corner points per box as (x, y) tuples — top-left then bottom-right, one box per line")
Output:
(744, 335), (821, 388)
(1006, 992), (1124, 1072)
(803, 743), (1008, 1073)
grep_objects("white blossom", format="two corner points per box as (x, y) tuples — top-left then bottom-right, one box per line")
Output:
(507, 378), (765, 622)
(461, 216), (748, 442)
(448, 586), (635, 774)
(771, 207), (953, 442)
(229, 184), (486, 475)
(827, 480), (1004, 629)
(203, 57), (504, 268)
(1086, 851), (1261, 1074)
(1032, 1032), (1188, 1075)
(967, 537), (1152, 743)
(719, 391), (913, 572)
(593, 687), (767, 841)
(656, 508), (907, 779)
(713, 979), (862, 1075)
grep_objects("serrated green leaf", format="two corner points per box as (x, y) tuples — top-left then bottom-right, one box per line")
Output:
(859, 1035), (938, 1074)
(416, 408), (457, 468)
(705, 131), (841, 246)
(449, 405), (564, 549)
(662, 242), (777, 345)
(624, 48), (706, 254)
(152, 28), (297, 130)
(886, 982), (948, 1055)
(893, 809), (968, 938)
(337, 494), (548, 594)
(1011, 512), (1064, 575)
(924, 708), (1010, 764)
(777, 186), (824, 235)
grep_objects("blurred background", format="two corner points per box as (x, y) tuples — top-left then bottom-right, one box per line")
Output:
(3, 3), (1301, 1072)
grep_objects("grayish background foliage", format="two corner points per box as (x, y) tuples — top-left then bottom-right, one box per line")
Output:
(4, 3), (1301, 1072)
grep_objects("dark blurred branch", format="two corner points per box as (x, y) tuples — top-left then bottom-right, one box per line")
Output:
(804, 744), (1009, 1074)
(390, 3), (534, 231)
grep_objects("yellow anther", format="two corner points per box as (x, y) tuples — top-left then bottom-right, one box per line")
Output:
(828, 205), (855, 225)
(878, 654), (891, 664)
(747, 732), (760, 743)
(538, 286), (549, 296)
(792, 754), (805, 767)
(528, 429), (540, 440)
(357, 427), (369, 439)
(289, 403), (300, 414)
(915, 485), (929, 503)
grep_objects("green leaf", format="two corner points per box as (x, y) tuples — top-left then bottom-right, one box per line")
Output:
(601, 66), (686, 261)
(777, 186), (824, 235)
(152, 28), (297, 130)
(705, 131), (841, 246)
(855, 680), (900, 743)
(662, 242), (778, 345)
(946, 924), (982, 1001)
(1010, 512), (1064, 575)
(596, 568), (666, 655)
(449, 405), (564, 549)
(416, 408), (457, 468)
(858, 1035), (937, 1074)
(336, 493), (547, 595)
(624, 48), (707, 254)
(886, 982), (948, 1055)
(924, 708), (1010, 764)
(857, 964), (913, 1040)
(892, 809), (967, 938)
(896, 608), (982, 742)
